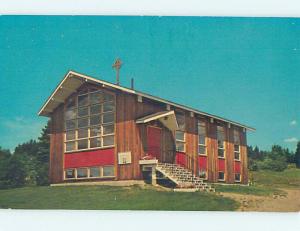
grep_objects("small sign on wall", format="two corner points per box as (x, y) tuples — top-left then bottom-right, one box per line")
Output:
(118, 152), (132, 164)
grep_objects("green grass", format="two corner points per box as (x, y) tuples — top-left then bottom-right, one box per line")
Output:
(215, 166), (300, 196)
(0, 185), (239, 210)
(252, 165), (300, 188)
(215, 184), (284, 196)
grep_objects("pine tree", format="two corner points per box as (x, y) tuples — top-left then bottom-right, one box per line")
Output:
(36, 121), (50, 185)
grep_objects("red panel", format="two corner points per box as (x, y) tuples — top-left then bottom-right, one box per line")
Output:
(175, 152), (187, 167)
(234, 161), (241, 173)
(198, 156), (207, 170)
(218, 159), (225, 171)
(147, 126), (161, 159)
(64, 148), (115, 168)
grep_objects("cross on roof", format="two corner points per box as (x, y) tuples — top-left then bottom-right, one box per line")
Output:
(112, 58), (122, 85)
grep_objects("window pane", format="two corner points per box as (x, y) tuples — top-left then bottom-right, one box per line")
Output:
(90, 115), (101, 126)
(90, 91), (102, 104)
(66, 141), (76, 152)
(234, 130), (240, 144)
(218, 149), (224, 158)
(234, 144), (240, 152)
(78, 128), (88, 139)
(234, 152), (240, 160)
(78, 139), (88, 150)
(90, 167), (100, 177)
(218, 172), (225, 180)
(199, 170), (206, 179)
(198, 123), (206, 135)
(235, 173), (241, 182)
(66, 130), (76, 140)
(198, 135), (205, 145)
(78, 117), (89, 128)
(218, 140), (224, 149)
(66, 97), (76, 109)
(77, 168), (88, 178)
(198, 146), (206, 155)
(78, 94), (88, 107)
(103, 124), (114, 135)
(65, 169), (75, 179)
(90, 126), (101, 137)
(90, 137), (101, 148)
(66, 120), (76, 130)
(217, 126), (225, 141)
(175, 112), (185, 130)
(103, 135), (114, 146)
(103, 93), (114, 102)
(78, 107), (89, 117)
(175, 131), (184, 141)
(65, 108), (76, 120)
(90, 104), (101, 115)
(103, 101), (115, 112)
(103, 113), (114, 124)
(176, 141), (184, 152)
(103, 166), (114, 176)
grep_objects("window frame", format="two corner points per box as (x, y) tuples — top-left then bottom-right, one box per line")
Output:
(234, 144), (241, 161)
(218, 171), (225, 182)
(217, 125), (225, 159)
(175, 111), (186, 152)
(233, 129), (241, 161)
(64, 89), (116, 153)
(64, 165), (115, 180)
(197, 120), (207, 156)
(234, 173), (241, 183)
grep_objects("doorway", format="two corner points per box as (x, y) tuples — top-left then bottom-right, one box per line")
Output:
(147, 126), (162, 160)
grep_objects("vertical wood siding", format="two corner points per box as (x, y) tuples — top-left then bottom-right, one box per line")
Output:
(49, 104), (64, 183)
(48, 82), (249, 184)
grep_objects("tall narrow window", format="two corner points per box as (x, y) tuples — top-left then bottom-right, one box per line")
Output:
(198, 120), (206, 155)
(233, 129), (240, 161)
(64, 89), (115, 152)
(217, 125), (225, 158)
(175, 111), (185, 152)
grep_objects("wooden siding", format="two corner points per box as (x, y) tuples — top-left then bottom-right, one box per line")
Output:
(48, 82), (249, 184)
(240, 130), (248, 184)
(116, 93), (166, 180)
(49, 104), (64, 183)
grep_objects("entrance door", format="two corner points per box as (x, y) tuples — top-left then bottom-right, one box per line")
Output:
(147, 126), (162, 160)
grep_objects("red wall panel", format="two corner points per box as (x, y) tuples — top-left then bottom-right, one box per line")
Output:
(218, 159), (225, 172)
(198, 156), (207, 170)
(234, 161), (241, 173)
(175, 152), (187, 167)
(64, 148), (115, 168)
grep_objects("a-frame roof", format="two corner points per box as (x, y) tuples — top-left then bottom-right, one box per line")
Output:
(38, 70), (255, 131)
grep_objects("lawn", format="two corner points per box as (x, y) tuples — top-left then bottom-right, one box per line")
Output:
(214, 184), (284, 196)
(0, 185), (239, 210)
(252, 165), (300, 188)
(215, 166), (300, 196)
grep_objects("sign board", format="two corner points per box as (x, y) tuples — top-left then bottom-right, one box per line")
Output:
(118, 152), (132, 165)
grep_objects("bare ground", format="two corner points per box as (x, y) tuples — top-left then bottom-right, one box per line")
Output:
(220, 188), (300, 212)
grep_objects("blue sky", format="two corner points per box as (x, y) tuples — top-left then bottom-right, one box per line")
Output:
(0, 16), (299, 152)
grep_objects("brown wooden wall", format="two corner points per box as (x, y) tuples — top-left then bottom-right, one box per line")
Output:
(49, 104), (64, 184)
(48, 82), (249, 184)
(177, 113), (248, 184)
(115, 93), (167, 180)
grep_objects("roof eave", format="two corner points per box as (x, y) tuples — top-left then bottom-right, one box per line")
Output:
(38, 70), (256, 132)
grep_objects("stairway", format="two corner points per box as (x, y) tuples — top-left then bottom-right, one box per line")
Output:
(156, 163), (215, 192)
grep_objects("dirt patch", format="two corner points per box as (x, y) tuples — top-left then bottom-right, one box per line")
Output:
(221, 188), (300, 212)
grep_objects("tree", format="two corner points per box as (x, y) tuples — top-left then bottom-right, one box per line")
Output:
(295, 141), (300, 168)
(0, 147), (11, 188)
(35, 121), (50, 185)
(5, 154), (27, 187)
